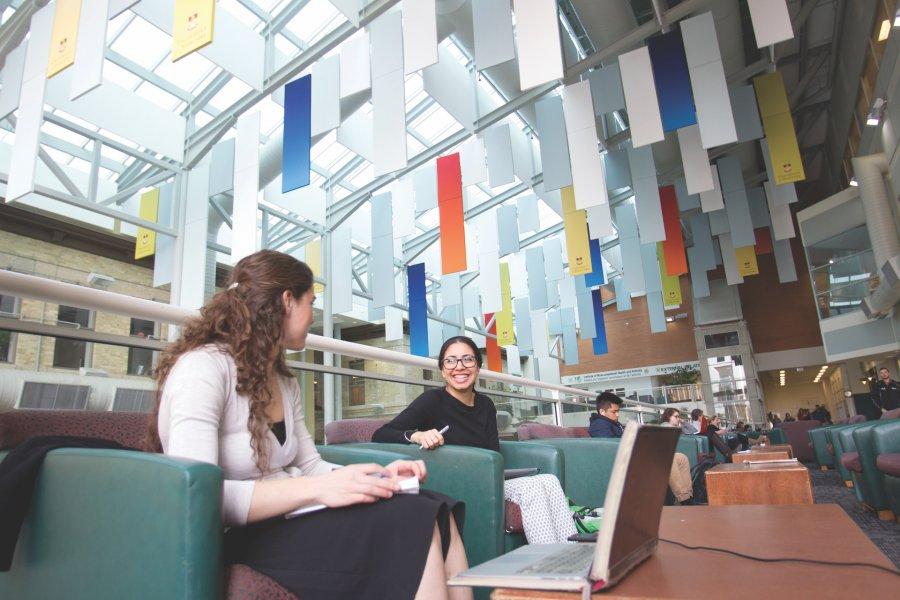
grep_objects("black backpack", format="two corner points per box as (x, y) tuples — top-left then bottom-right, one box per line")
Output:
(690, 456), (719, 504)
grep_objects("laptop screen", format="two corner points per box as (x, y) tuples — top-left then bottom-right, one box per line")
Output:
(592, 423), (680, 586)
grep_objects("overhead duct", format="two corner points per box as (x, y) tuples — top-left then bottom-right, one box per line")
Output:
(852, 153), (900, 318)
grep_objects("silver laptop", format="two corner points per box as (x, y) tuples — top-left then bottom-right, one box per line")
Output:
(447, 422), (679, 596)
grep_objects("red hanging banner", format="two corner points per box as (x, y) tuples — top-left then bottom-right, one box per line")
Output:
(754, 227), (774, 255)
(437, 154), (467, 274)
(660, 185), (688, 275)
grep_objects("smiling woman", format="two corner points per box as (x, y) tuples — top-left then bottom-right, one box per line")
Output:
(373, 336), (578, 544)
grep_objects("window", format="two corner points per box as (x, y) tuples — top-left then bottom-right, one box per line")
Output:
(20, 382), (90, 409)
(0, 294), (18, 363)
(112, 388), (155, 412)
(53, 305), (92, 369)
(704, 331), (740, 350)
(127, 318), (156, 376)
(349, 359), (365, 406)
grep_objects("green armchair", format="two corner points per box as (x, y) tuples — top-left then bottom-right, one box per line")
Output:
(850, 421), (899, 520)
(872, 420), (900, 521)
(808, 426), (836, 469)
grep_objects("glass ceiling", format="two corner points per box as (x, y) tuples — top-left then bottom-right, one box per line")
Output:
(0, 0), (623, 315)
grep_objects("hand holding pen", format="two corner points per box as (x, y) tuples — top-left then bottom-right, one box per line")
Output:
(411, 425), (450, 450)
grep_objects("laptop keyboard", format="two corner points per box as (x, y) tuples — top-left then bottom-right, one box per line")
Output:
(517, 544), (595, 575)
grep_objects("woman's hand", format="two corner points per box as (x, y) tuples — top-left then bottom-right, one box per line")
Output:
(410, 428), (445, 450)
(385, 459), (427, 483)
(313, 463), (397, 508)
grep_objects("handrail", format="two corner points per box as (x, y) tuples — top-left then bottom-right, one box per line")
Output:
(0, 269), (597, 400)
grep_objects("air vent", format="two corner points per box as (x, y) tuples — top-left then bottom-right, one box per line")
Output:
(20, 382), (90, 410)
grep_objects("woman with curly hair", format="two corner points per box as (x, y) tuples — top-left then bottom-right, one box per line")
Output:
(149, 250), (469, 600)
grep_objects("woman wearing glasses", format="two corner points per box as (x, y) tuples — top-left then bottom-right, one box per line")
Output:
(373, 336), (576, 544)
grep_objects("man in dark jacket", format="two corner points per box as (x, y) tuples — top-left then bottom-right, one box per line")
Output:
(588, 391), (625, 438)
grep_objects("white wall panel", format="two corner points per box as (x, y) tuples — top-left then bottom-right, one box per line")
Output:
(414, 164), (437, 212)
(45, 69), (187, 160)
(586, 202), (613, 238)
(476, 210), (499, 254)
(472, 0), (515, 70)
(731, 84), (764, 142)
(628, 145), (664, 243)
(512, 0), (564, 90)
(392, 177), (416, 238)
(699, 164), (724, 212)
(483, 124), (515, 187)
(517, 194), (539, 233)
(180, 163), (211, 310)
(340, 32), (371, 98)
(562, 80), (607, 209)
(773, 237), (798, 282)
(331, 226), (354, 314)
(336, 107), (374, 163)
(480, 251), (502, 313)
(510, 124), (535, 184)
(616, 204), (646, 294)
(543, 238), (564, 281)
(311, 55), (341, 136)
(370, 194), (396, 308)
(423, 45), (476, 132)
(70, 0), (109, 100)
(329, 0), (361, 26)
(370, 11), (407, 176)
(585, 63), (625, 116)
(0, 40), (25, 120)
(677, 124), (714, 194)
(402, 0), (437, 74)
(747, 0), (794, 48)
(7, 5), (54, 202)
(718, 233), (744, 285)
(460, 137), (488, 186)
(385, 305), (403, 340)
(765, 181), (796, 240)
(232, 112), (261, 262)
(264, 176), (326, 225)
(619, 47), (664, 147)
(535, 94), (572, 191)
(687, 246), (711, 298)
(153, 183), (175, 288)
(133, 0), (264, 90)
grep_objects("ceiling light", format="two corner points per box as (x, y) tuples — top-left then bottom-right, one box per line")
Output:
(894, 9), (900, 27)
(665, 316), (674, 322)
(866, 97), (887, 127)
(849, 177), (859, 187)
(879, 19), (891, 41)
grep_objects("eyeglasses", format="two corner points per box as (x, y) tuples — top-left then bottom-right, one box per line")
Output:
(442, 355), (478, 369)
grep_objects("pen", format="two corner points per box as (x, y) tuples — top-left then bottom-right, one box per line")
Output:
(420, 425), (450, 449)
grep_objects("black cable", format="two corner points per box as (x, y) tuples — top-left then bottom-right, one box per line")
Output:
(659, 538), (900, 577)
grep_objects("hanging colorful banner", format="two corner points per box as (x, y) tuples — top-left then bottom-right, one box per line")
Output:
(47, 0), (81, 77)
(657, 244), (683, 307)
(496, 263), (516, 346)
(659, 186), (688, 275)
(283, 75), (312, 192)
(584, 238), (605, 287)
(437, 154), (468, 274)
(408, 263), (429, 357)
(754, 71), (805, 185)
(561, 187), (593, 276)
(591, 289), (608, 355)
(754, 227), (774, 255)
(735, 244), (760, 276)
(647, 29), (697, 132)
(172, 0), (216, 62)
(134, 188), (159, 260)
(304, 240), (325, 294)
(484, 312), (502, 372)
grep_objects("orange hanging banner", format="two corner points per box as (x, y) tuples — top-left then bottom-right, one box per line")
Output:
(659, 185), (688, 276)
(484, 312), (502, 372)
(754, 227), (774, 255)
(437, 154), (467, 274)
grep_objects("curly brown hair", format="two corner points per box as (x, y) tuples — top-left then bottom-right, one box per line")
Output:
(147, 250), (314, 474)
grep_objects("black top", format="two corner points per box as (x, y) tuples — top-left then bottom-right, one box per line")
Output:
(372, 387), (500, 451)
(873, 379), (900, 411)
(270, 420), (286, 446)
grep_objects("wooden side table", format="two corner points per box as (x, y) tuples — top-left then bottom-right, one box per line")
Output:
(706, 462), (813, 505)
(491, 505), (898, 599)
(754, 443), (794, 457)
(732, 450), (791, 462)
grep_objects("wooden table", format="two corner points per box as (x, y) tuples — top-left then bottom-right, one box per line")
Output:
(491, 505), (898, 599)
(754, 443), (794, 457)
(706, 462), (813, 505)
(732, 450), (791, 462)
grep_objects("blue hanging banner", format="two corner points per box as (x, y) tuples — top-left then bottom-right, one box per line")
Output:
(282, 75), (312, 193)
(584, 238), (606, 287)
(408, 263), (429, 357)
(591, 288), (608, 355)
(647, 30), (697, 132)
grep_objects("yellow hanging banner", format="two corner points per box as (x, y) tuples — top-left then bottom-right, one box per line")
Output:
(305, 240), (325, 294)
(135, 188), (160, 259)
(561, 187), (593, 276)
(496, 263), (516, 347)
(47, 0), (82, 78)
(754, 72), (805, 185)
(172, 0), (216, 62)
(735, 245), (760, 277)
(657, 244), (682, 307)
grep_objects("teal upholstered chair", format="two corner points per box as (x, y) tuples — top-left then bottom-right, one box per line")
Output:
(849, 420), (900, 520)
(808, 426), (836, 469)
(872, 420), (900, 522)
(766, 428), (788, 445)
(829, 422), (871, 486)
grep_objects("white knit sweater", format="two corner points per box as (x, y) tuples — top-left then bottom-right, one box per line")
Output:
(158, 344), (336, 526)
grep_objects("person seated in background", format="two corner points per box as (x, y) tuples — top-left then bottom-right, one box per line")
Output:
(734, 421), (750, 451)
(811, 404), (831, 424)
(691, 409), (733, 459)
(373, 336), (577, 544)
(689, 408), (708, 434)
(707, 415), (739, 452)
(767, 411), (782, 427)
(590, 401), (695, 505)
(783, 412), (796, 422)
(587, 392), (625, 437)
(152, 250), (470, 600)
(797, 408), (811, 421)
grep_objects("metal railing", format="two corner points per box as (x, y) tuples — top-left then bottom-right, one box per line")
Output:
(0, 269), (666, 426)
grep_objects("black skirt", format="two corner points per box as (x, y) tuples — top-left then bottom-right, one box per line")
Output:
(225, 490), (464, 600)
